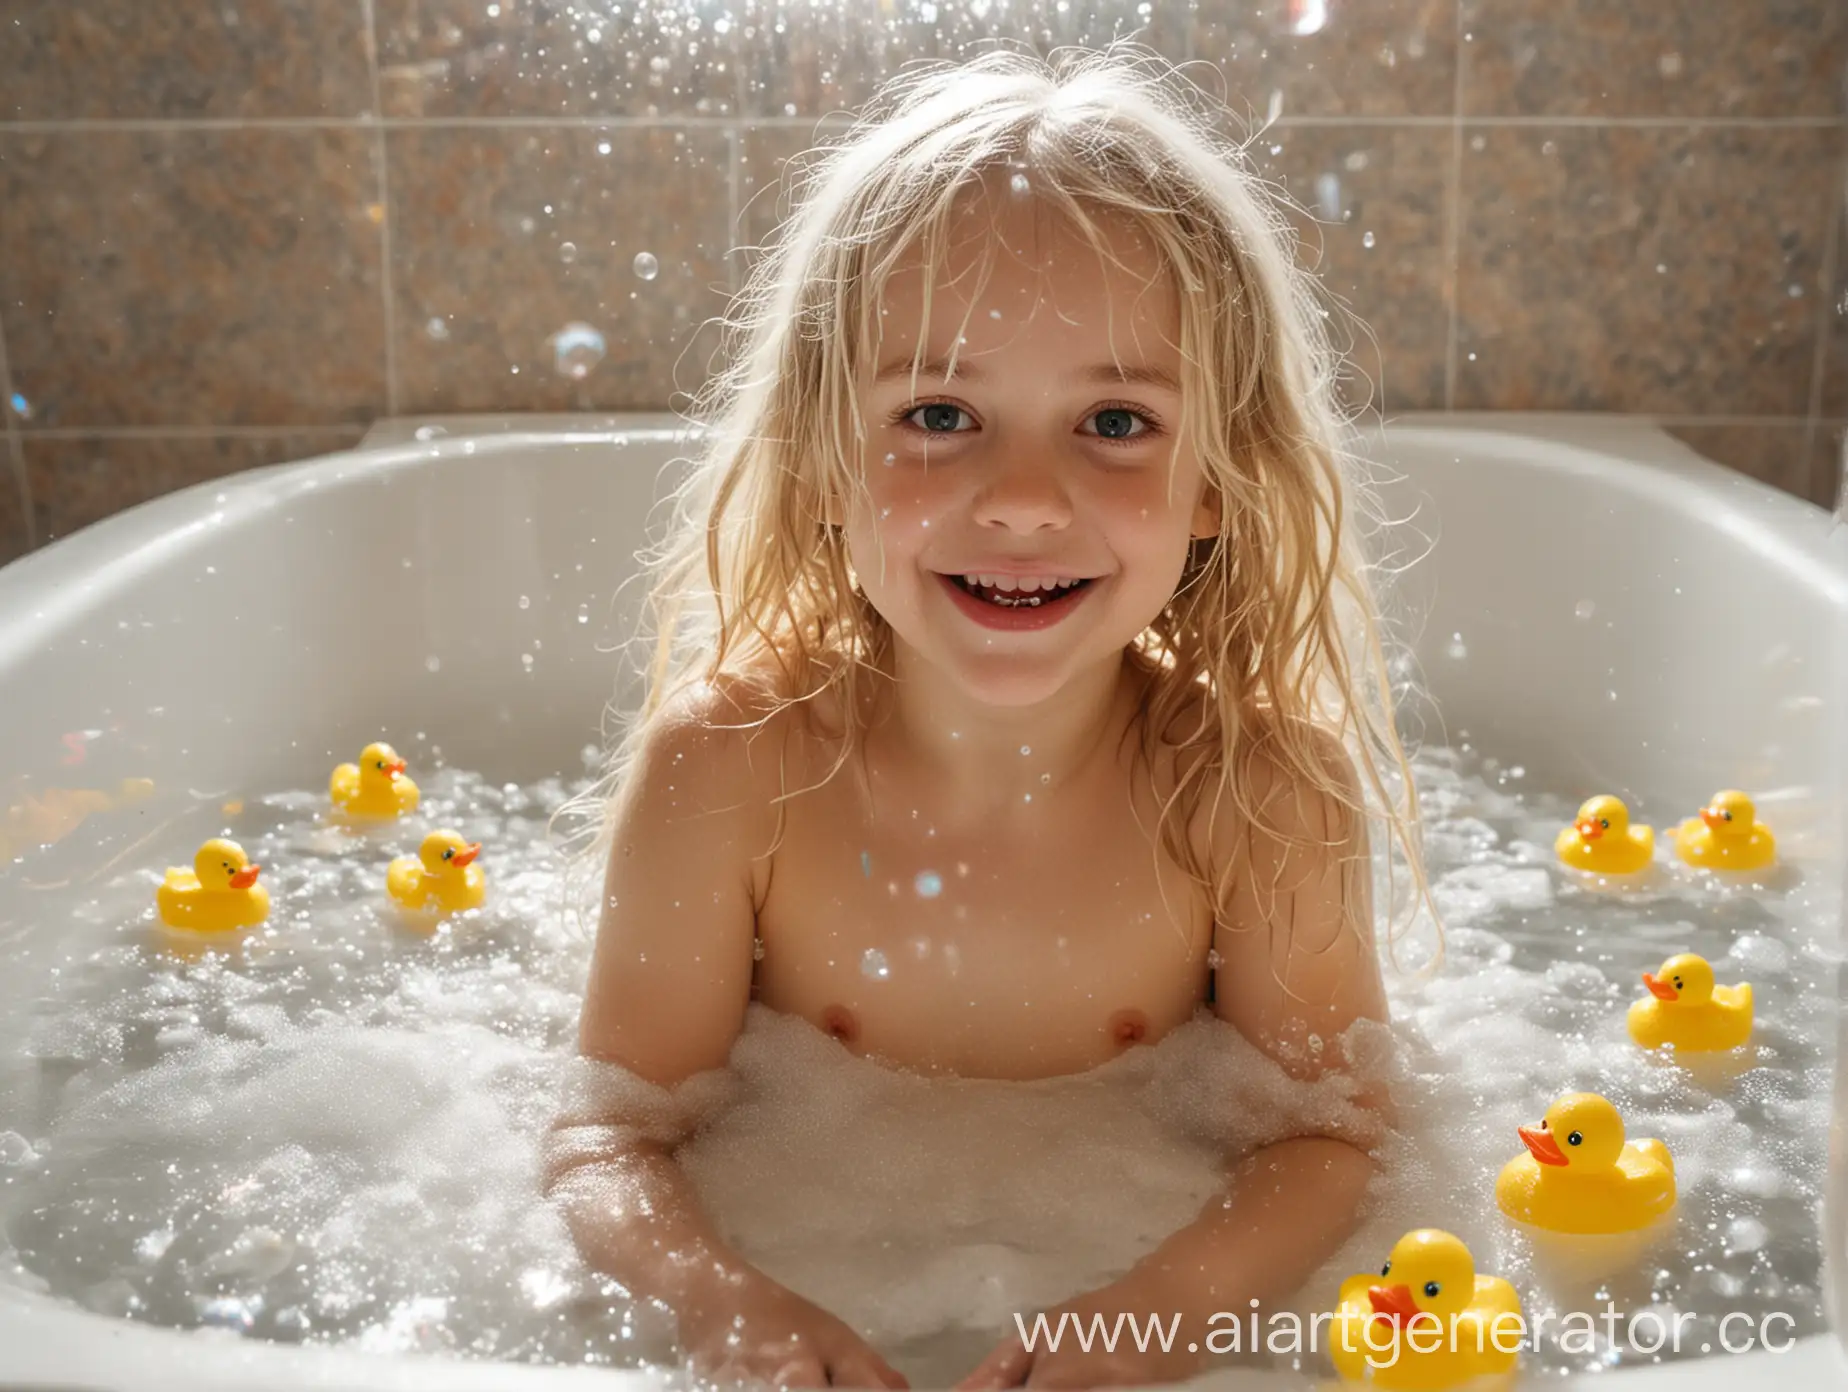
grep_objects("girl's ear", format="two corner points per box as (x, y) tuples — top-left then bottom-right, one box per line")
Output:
(1190, 484), (1222, 541)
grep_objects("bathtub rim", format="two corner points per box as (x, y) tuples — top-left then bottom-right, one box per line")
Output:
(0, 414), (1844, 1389)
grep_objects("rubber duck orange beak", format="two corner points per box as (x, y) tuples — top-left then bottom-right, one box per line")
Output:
(386, 759), (407, 778)
(229, 864), (261, 889)
(1575, 817), (1604, 841)
(1519, 1124), (1568, 1166)
(1643, 972), (1678, 1001)
(1699, 807), (1724, 830)
(452, 843), (481, 868)
(1367, 1285), (1420, 1327)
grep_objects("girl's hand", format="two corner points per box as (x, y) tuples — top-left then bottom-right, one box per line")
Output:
(955, 1275), (1203, 1389)
(678, 1269), (911, 1389)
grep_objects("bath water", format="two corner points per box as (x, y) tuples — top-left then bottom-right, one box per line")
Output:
(0, 745), (1836, 1383)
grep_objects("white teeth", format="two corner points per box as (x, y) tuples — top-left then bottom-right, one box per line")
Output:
(1017, 577), (1042, 593)
(992, 575), (1018, 592)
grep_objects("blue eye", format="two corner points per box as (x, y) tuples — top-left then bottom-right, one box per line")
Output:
(910, 403), (969, 433)
(1091, 408), (1141, 439)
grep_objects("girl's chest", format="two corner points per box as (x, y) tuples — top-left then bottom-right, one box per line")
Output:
(753, 783), (1214, 1079)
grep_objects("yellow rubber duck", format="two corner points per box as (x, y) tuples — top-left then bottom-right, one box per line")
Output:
(1496, 1092), (1675, 1235)
(330, 742), (420, 820)
(387, 829), (486, 915)
(1628, 953), (1753, 1053)
(1555, 795), (1654, 875)
(156, 837), (269, 932)
(1672, 790), (1776, 872)
(1330, 1229), (1521, 1388)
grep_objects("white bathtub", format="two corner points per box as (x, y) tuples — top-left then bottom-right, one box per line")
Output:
(0, 415), (1845, 1390)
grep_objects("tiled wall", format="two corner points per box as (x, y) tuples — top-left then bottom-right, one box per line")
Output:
(2, 1), (1844, 567)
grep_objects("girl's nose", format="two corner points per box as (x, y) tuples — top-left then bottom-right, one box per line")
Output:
(971, 460), (1073, 534)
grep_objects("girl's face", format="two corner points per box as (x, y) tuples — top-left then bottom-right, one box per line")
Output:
(846, 185), (1217, 708)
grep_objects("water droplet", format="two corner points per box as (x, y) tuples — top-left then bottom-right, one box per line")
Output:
(752, 936), (766, 961)
(988, 308), (1002, 319)
(597, 140), (611, 156)
(413, 424), (447, 441)
(518, 595), (531, 610)
(425, 316), (449, 341)
(1019, 745), (1031, 756)
(551, 322), (605, 380)
(883, 452), (896, 466)
(7, 391), (30, 420)
(632, 251), (660, 280)
(861, 948), (890, 980)
(1446, 632), (1468, 660)
(1009, 172), (1030, 195)
(1574, 599), (1596, 619)
(914, 870), (943, 898)
(1206, 948), (1223, 969)
(424, 656), (442, 673)
(860, 850), (872, 877)
(1039, 773), (1050, 785)
(521, 653), (535, 670)
(577, 605), (590, 625)
(558, 241), (578, 264)
(1361, 230), (1376, 249)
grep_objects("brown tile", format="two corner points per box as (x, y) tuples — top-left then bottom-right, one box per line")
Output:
(737, 125), (821, 259)
(1462, 0), (1847, 118)
(0, 129), (388, 429)
(1666, 421), (1819, 502)
(1, 0), (372, 120)
(22, 432), (359, 544)
(1248, 125), (1452, 413)
(738, 0), (1184, 118)
(1455, 126), (1838, 416)
(375, 0), (742, 118)
(1192, 0), (1458, 118)
(389, 126), (732, 413)
(0, 452), (28, 568)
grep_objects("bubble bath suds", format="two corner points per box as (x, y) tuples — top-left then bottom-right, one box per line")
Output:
(0, 748), (1836, 1383)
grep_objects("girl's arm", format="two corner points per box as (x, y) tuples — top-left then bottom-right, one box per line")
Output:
(958, 729), (1385, 1389)
(1133, 724), (1389, 1320)
(544, 686), (907, 1389)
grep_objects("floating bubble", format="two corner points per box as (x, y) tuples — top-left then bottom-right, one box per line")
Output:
(632, 251), (660, 280)
(558, 241), (578, 264)
(8, 391), (30, 420)
(1446, 632), (1468, 660)
(1574, 599), (1596, 619)
(1009, 172), (1030, 195)
(914, 871), (943, 898)
(550, 322), (606, 380)
(425, 317), (449, 341)
(860, 948), (890, 980)
(1361, 230), (1376, 249)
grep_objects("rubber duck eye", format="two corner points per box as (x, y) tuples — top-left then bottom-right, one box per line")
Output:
(1567, 1131), (1583, 1146)
(442, 848), (454, 860)
(1722, 810), (1733, 821)
(1599, 818), (1610, 829)
(1539, 1120), (1549, 1130)
(1380, 1261), (1391, 1277)
(1423, 1281), (1441, 1299)
(1673, 977), (1683, 988)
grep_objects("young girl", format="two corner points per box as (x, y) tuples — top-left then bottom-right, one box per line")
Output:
(547, 44), (1420, 1390)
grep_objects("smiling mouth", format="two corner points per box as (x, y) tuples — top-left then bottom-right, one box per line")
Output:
(944, 575), (1095, 609)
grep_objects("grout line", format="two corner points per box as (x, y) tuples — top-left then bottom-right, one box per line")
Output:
(0, 307), (31, 550)
(726, 125), (742, 298)
(2, 114), (1843, 134)
(1441, 1), (1466, 411)
(359, 0), (400, 417)
(1800, 151), (1844, 505)
(16, 425), (369, 441)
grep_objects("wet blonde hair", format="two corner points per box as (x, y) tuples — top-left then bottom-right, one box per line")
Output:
(594, 43), (1428, 952)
